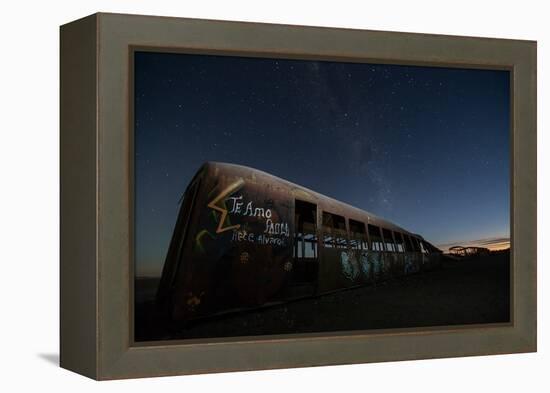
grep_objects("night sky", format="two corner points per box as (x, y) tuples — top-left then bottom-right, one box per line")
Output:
(134, 51), (510, 277)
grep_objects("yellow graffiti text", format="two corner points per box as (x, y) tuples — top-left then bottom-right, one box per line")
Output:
(207, 178), (245, 234)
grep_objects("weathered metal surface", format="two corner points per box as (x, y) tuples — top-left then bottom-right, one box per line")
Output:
(158, 161), (441, 321)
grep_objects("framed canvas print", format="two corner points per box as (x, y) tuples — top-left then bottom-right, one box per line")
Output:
(60, 13), (536, 380)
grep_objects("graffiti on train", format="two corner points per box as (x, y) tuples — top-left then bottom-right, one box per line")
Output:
(340, 251), (360, 281)
(231, 228), (290, 246)
(339, 250), (424, 282)
(207, 179), (290, 248)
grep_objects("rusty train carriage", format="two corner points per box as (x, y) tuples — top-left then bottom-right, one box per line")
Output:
(156, 162), (442, 321)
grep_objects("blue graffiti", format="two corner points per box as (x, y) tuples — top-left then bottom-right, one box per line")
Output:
(360, 251), (370, 279)
(404, 254), (419, 274)
(369, 253), (381, 279)
(341, 251), (360, 281)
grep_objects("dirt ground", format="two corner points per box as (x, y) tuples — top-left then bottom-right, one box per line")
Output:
(135, 250), (510, 342)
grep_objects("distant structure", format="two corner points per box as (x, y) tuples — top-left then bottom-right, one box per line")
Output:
(448, 246), (490, 258)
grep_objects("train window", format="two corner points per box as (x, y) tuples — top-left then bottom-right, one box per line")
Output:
(401, 233), (410, 252)
(294, 200), (318, 259)
(382, 228), (396, 252)
(368, 224), (384, 251)
(395, 232), (405, 252)
(322, 212), (347, 249)
(420, 241), (430, 254)
(405, 234), (416, 252)
(426, 243), (432, 254)
(349, 219), (368, 250)
(410, 236), (421, 252)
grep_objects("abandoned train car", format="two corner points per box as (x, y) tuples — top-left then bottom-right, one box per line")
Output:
(156, 162), (442, 321)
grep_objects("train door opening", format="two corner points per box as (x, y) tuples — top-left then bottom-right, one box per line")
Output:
(290, 200), (319, 297)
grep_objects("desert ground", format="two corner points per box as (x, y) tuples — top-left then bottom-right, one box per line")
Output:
(135, 250), (510, 341)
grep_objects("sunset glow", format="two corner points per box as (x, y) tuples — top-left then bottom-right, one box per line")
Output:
(437, 237), (510, 253)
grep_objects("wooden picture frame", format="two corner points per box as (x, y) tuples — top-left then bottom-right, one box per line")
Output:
(60, 12), (536, 380)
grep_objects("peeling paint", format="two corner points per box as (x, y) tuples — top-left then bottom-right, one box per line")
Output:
(239, 252), (250, 264)
(186, 291), (205, 312)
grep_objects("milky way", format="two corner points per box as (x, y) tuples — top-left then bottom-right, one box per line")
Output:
(134, 51), (510, 277)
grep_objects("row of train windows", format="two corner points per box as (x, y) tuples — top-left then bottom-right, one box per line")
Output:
(320, 212), (430, 254)
(293, 200), (434, 259)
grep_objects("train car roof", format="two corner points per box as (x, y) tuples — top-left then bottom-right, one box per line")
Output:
(199, 161), (427, 241)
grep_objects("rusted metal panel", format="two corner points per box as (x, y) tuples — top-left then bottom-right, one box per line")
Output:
(166, 162), (294, 320)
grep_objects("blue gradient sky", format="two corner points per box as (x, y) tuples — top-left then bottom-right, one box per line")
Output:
(134, 52), (510, 277)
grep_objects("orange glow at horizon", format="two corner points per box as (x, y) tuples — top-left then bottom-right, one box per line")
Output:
(437, 237), (510, 253)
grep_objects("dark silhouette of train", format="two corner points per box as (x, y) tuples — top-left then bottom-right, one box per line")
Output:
(156, 162), (442, 322)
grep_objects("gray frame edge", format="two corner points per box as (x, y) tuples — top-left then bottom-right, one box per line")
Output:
(60, 14), (99, 379)
(512, 40), (537, 352)
(59, 12), (536, 380)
